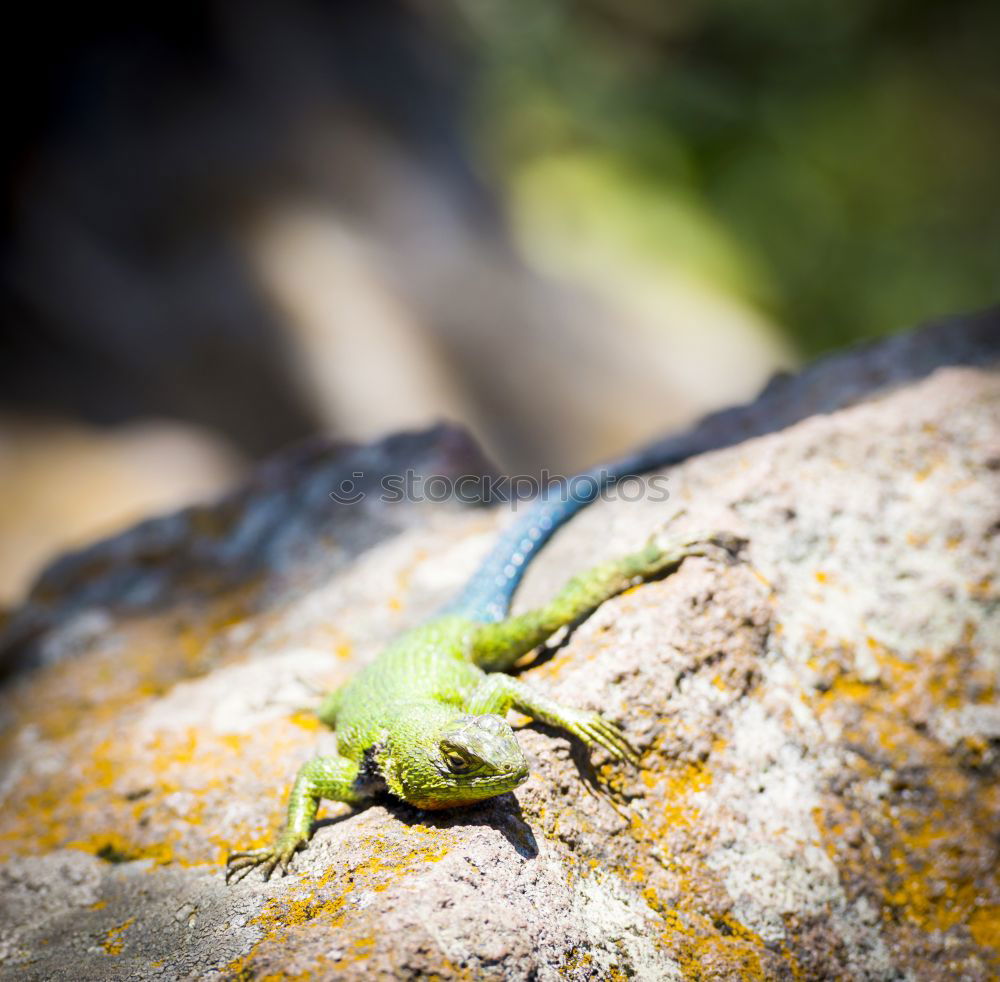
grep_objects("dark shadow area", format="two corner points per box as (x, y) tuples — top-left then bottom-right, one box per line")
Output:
(517, 720), (634, 817)
(310, 808), (367, 839)
(382, 791), (539, 860)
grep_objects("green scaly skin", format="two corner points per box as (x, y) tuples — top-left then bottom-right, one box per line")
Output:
(226, 531), (741, 882)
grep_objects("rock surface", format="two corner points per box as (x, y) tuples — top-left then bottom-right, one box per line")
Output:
(1, 315), (999, 980)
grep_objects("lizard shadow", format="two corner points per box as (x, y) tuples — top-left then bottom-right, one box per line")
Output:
(313, 792), (538, 859)
(310, 811), (362, 837)
(509, 621), (584, 674)
(310, 738), (619, 860)
(360, 792), (540, 859)
(517, 719), (632, 812)
(310, 737), (619, 860)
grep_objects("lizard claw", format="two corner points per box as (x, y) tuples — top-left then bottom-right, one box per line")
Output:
(703, 531), (748, 560)
(226, 836), (304, 884)
(566, 710), (641, 768)
(648, 529), (748, 564)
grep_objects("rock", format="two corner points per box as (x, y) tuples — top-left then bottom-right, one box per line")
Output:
(0, 423), (498, 678)
(0, 313), (998, 980)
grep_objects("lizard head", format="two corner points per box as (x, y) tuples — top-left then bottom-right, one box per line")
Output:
(382, 709), (529, 809)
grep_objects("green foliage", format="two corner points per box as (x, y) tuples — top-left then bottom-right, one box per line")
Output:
(453, 0), (1000, 355)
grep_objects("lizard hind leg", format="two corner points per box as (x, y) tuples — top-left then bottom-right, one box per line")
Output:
(469, 530), (746, 672)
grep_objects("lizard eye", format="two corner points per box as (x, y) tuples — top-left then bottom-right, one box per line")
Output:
(441, 746), (478, 774)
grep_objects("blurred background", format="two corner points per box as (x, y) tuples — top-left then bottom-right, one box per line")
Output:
(1, 0), (998, 604)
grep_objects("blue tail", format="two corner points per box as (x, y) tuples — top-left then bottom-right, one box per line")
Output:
(444, 444), (684, 622)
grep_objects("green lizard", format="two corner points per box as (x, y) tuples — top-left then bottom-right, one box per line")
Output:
(227, 453), (740, 882)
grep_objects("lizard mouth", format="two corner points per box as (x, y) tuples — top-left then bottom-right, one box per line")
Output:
(483, 764), (529, 785)
(417, 762), (530, 811)
(433, 763), (529, 786)
(410, 769), (529, 810)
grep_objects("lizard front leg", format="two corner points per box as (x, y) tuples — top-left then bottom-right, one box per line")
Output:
(466, 674), (639, 766)
(226, 754), (366, 882)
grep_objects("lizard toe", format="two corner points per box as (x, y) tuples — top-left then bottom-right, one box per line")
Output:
(576, 713), (641, 767)
(225, 853), (266, 884)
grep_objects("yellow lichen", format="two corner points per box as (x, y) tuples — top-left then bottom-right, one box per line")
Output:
(969, 906), (1000, 952)
(286, 710), (323, 732)
(100, 917), (134, 956)
(617, 733), (801, 979)
(223, 827), (454, 977)
(808, 638), (1000, 972)
(639, 883), (779, 980)
(0, 712), (318, 869)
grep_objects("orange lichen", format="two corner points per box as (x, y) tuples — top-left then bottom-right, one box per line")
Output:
(223, 826), (453, 977)
(639, 883), (780, 980)
(969, 576), (994, 600)
(560, 947), (594, 974)
(969, 906), (1000, 951)
(807, 636), (1000, 973)
(347, 936), (375, 962)
(0, 708), (319, 869)
(607, 729), (802, 979)
(639, 760), (712, 835)
(100, 917), (134, 956)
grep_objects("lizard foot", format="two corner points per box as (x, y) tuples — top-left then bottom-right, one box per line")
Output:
(226, 834), (304, 884)
(561, 709), (641, 767)
(649, 528), (746, 557)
